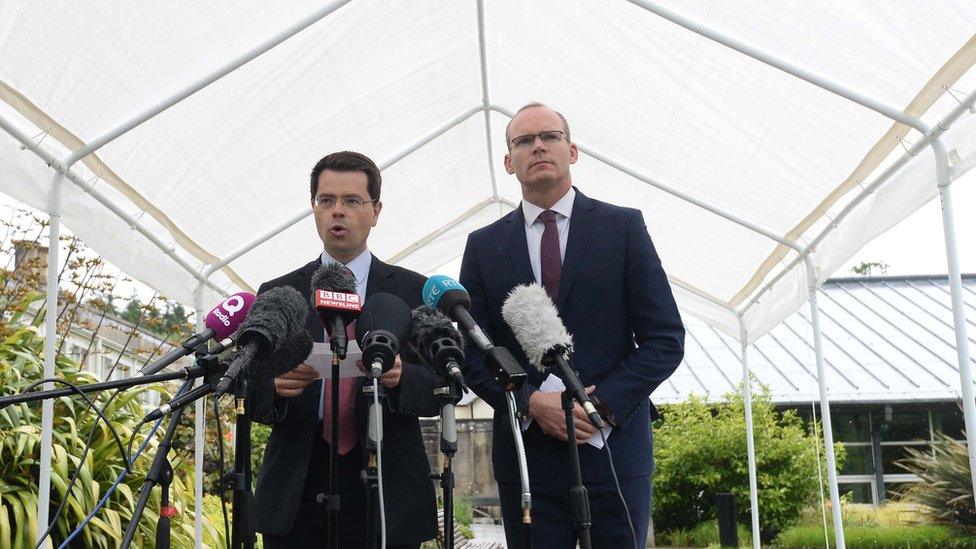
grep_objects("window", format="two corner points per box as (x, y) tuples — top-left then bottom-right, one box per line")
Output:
(833, 412), (871, 443)
(838, 482), (874, 504)
(931, 405), (965, 440)
(881, 408), (929, 442)
(840, 445), (874, 475)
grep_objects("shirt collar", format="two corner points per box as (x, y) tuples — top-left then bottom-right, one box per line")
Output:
(522, 187), (576, 228)
(320, 248), (372, 290)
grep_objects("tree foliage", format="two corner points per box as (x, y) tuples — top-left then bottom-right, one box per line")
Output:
(652, 383), (844, 540)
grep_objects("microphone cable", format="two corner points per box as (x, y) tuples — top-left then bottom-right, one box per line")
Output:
(24, 378), (130, 549)
(372, 377), (387, 548)
(597, 428), (637, 549)
(212, 395), (232, 549)
(54, 378), (192, 548)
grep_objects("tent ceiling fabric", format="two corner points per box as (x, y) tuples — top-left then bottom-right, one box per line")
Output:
(0, 0), (975, 342)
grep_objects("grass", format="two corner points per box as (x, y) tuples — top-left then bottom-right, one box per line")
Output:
(775, 524), (950, 548)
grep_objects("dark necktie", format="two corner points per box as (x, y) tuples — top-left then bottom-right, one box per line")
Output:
(322, 266), (359, 455)
(538, 210), (562, 301)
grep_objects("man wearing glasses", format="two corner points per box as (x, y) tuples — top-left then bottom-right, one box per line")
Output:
(459, 104), (685, 547)
(249, 151), (440, 548)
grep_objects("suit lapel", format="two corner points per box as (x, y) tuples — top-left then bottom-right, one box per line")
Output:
(299, 258), (325, 342)
(365, 254), (397, 297)
(557, 190), (596, 309)
(504, 207), (535, 285)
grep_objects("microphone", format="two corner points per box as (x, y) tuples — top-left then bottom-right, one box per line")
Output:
(355, 293), (412, 379)
(245, 330), (314, 386)
(141, 292), (256, 375)
(409, 306), (467, 391)
(502, 284), (604, 429)
(422, 275), (526, 391)
(214, 286), (309, 397)
(311, 263), (361, 359)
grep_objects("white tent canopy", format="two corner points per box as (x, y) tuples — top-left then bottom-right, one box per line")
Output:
(2, 1), (975, 340)
(2, 2), (975, 547)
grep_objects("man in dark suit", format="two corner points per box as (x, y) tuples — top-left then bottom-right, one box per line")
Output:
(460, 104), (685, 547)
(248, 151), (440, 548)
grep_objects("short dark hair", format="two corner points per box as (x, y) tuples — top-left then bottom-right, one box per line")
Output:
(504, 102), (571, 148)
(309, 151), (382, 202)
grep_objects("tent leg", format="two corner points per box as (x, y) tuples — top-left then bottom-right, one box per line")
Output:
(738, 336), (761, 549)
(36, 171), (64, 542)
(934, 140), (976, 506)
(194, 281), (206, 549)
(804, 256), (845, 549)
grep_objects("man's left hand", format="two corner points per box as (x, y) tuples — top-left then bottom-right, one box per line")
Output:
(357, 355), (403, 389)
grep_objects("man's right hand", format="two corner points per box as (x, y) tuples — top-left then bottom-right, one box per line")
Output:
(528, 385), (597, 444)
(274, 363), (319, 397)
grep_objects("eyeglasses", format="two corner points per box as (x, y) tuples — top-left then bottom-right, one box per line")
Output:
(313, 195), (377, 210)
(509, 130), (567, 150)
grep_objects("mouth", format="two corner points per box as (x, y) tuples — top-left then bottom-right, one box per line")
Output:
(530, 160), (553, 170)
(328, 224), (349, 237)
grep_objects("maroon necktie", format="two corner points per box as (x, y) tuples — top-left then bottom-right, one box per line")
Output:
(322, 266), (359, 455)
(538, 210), (562, 301)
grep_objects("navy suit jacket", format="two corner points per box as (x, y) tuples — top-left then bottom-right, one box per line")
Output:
(459, 189), (685, 485)
(248, 255), (440, 542)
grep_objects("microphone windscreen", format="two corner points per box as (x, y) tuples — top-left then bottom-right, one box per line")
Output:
(204, 292), (256, 340)
(501, 284), (573, 371)
(422, 275), (471, 314)
(246, 329), (314, 385)
(355, 292), (412, 347)
(409, 305), (464, 365)
(311, 262), (357, 294)
(238, 286), (309, 353)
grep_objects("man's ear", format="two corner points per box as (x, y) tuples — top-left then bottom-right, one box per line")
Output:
(568, 142), (579, 165)
(372, 200), (383, 227)
(504, 153), (515, 174)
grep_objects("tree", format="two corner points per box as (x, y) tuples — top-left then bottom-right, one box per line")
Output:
(850, 261), (888, 276)
(652, 383), (844, 541)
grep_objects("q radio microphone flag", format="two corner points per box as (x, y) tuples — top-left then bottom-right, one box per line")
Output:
(422, 275), (526, 391)
(502, 284), (604, 429)
(213, 286), (309, 397)
(311, 263), (361, 359)
(356, 293), (412, 378)
(141, 292), (256, 375)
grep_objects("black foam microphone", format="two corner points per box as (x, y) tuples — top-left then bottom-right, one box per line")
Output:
(214, 286), (308, 397)
(355, 293), (412, 379)
(409, 306), (467, 391)
(311, 263), (361, 359)
(422, 275), (527, 391)
(245, 329), (314, 386)
(502, 284), (604, 429)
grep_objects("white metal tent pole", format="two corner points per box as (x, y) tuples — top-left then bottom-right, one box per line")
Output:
(36, 171), (64, 539)
(492, 101), (845, 542)
(935, 140), (976, 505)
(193, 281), (206, 547)
(475, 0), (500, 201)
(737, 317), (761, 549)
(0, 112), (226, 298)
(27, 2), (352, 533)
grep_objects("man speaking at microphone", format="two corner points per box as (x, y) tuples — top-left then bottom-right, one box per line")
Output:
(248, 151), (441, 548)
(459, 104), (685, 547)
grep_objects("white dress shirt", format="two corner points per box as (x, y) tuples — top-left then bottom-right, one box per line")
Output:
(521, 187), (575, 286)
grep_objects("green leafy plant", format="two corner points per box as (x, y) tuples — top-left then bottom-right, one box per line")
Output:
(895, 432), (976, 537)
(653, 382), (844, 541)
(774, 524), (950, 548)
(0, 290), (220, 548)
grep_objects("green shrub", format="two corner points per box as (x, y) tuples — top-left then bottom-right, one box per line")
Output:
(0, 297), (221, 547)
(774, 524), (950, 548)
(653, 383), (844, 540)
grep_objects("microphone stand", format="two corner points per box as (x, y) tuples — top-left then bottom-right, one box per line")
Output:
(506, 392), (532, 549)
(231, 376), (256, 549)
(486, 346), (532, 549)
(562, 389), (592, 549)
(121, 352), (224, 548)
(431, 381), (461, 549)
(319, 341), (343, 549)
(361, 380), (384, 549)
